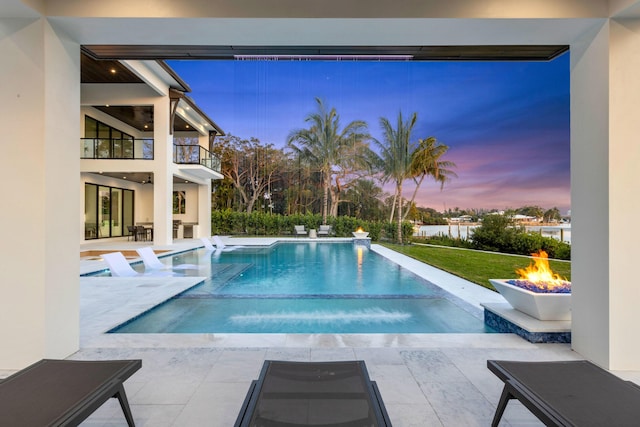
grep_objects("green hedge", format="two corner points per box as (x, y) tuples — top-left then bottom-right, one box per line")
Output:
(211, 210), (414, 242)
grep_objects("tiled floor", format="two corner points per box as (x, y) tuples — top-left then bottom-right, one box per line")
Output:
(60, 238), (638, 426)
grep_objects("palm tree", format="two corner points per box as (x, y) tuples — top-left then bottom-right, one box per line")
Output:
(376, 111), (418, 244)
(403, 137), (457, 220)
(287, 98), (369, 224)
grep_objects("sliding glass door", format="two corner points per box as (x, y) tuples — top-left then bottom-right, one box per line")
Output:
(85, 183), (134, 239)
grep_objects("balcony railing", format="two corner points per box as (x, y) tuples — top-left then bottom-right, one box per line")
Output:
(173, 144), (221, 173)
(81, 138), (154, 160)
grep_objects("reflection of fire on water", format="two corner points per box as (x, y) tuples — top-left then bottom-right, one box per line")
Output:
(512, 250), (570, 292)
(356, 246), (363, 286)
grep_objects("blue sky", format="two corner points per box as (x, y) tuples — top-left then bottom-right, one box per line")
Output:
(169, 53), (570, 214)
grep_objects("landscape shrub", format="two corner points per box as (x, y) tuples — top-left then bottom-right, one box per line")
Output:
(211, 211), (405, 241)
(412, 235), (475, 249)
(470, 214), (571, 260)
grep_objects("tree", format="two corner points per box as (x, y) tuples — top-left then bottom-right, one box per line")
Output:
(341, 178), (385, 219)
(517, 205), (544, 219)
(403, 137), (457, 220)
(287, 98), (371, 224)
(376, 111), (418, 244)
(543, 207), (562, 222)
(213, 135), (286, 214)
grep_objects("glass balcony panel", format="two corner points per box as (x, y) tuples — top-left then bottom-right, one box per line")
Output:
(173, 144), (221, 173)
(81, 138), (153, 160)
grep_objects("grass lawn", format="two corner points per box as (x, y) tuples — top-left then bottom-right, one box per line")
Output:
(382, 243), (571, 290)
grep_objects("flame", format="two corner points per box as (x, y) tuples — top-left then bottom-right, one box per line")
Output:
(355, 226), (364, 233)
(516, 250), (568, 289)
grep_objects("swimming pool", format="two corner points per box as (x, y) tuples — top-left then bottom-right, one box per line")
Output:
(110, 242), (494, 334)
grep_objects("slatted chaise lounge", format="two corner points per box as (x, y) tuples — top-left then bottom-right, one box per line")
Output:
(235, 360), (391, 426)
(488, 359), (640, 427)
(0, 359), (141, 427)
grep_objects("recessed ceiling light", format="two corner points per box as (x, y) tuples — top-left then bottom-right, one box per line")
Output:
(123, 176), (126, 179)
(185, 124), (190, 128)
(110, 68), (116, 74)
(185, 180), (188, 183)
(144, 124), (148, 129)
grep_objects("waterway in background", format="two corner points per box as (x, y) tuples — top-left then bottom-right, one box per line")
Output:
(416, 224), (571, 244)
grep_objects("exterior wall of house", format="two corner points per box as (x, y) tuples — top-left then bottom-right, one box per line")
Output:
(607, 18), (640, 370)
(0, 18), (80, 368)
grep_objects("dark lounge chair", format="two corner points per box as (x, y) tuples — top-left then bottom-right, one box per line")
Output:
(487, 359), (640, 427)
(235, 360), (391, 426)
(0, 358), (141, 427)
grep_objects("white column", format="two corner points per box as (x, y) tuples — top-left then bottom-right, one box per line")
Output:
(571, 18), (640, 370)
(0, 18), (80, 368)
(198, 180), (212, 237)
(607, 17), (640, 370)
(153, 97), (173, 245)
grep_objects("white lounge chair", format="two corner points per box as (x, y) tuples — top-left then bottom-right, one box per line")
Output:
(136, 247), (199, 270)
(102, 252), (173, 277)
(294, 225), (308, 237)
(102, 252), (140, 277)
(211, 235), (244, 251)
(200, 237), (216, 251)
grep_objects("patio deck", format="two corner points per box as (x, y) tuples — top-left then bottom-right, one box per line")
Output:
(5, 237), (635, 426)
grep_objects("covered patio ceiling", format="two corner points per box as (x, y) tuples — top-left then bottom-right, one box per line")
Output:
(83, 44), (569, 61)
(91, 172), (199, 185)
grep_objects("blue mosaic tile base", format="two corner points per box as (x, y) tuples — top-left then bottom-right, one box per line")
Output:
(352, 238), (371, 248)
(484, 309), (571, 344)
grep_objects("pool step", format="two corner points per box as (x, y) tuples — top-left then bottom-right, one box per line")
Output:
(181, 263), (253, 297)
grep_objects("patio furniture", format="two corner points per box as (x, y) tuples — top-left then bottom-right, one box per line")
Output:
(126, 225), (136, 241)
(136, 246), (199, 270)
(102, 252), (140, 277)
(487, 359), (640, 427)
(173, 220), (182, 239)
(135, 226), (148, 241)
(211, 235), (244, 251)
(235, 360), (391, 426)
(0, 358), (141, 427)
(294, 225), (308, 237)
(200, 237), (216, 251)
(102, 251), (172, 277)
(317, 224), (333, 237)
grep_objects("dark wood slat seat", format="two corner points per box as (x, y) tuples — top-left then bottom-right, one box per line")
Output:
(0, 359), (141, 427)
(488, 359), (640, 427)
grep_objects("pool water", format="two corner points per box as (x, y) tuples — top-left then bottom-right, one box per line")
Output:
(110, 242), (494, 334)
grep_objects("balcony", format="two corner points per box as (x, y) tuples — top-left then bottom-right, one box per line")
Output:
(173, 144), (221, 174)
(81, 138), (154, 159)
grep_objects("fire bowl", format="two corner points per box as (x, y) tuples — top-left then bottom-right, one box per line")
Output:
(352, 231), (369, 238)
(489, 279), (571, 321)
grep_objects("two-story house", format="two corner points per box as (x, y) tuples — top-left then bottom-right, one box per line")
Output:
(80, 52), (224, 245)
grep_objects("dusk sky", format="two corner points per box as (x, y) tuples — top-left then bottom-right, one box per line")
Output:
(168, 53), (570, 214)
